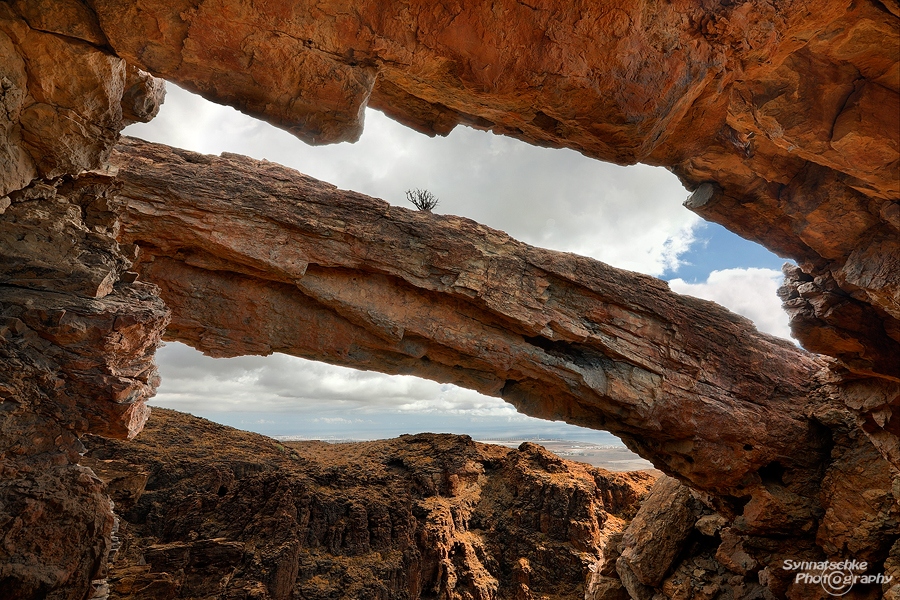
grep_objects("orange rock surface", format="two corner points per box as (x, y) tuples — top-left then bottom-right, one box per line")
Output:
(0, 1), (897, 598)
(83, 0), (900, 379)
(4, 0), (896, 379)
(111, 138), (898, 599)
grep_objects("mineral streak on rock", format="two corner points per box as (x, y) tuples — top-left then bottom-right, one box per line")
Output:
(83, 408), (657, 600)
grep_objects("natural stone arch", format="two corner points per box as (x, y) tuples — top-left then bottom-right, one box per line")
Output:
(1, 1), (897, 597)
(111, 137), (831, 509)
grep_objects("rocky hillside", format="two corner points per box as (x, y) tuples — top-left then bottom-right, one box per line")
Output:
(83, 408), (657, 599)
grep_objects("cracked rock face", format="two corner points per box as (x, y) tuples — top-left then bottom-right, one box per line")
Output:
(0, 174), (168, 598)
(0, 1), (898, 599)
(78, 0), (899, 382)
(0, 4), (162, 198)
(109, 138), (899, 599)
(83, 408), (657, 600)
(111, 137), (831, 500)
(1, 0), (897, 384)
(16, 0), (894, 409)
(0, 7), (169, 595)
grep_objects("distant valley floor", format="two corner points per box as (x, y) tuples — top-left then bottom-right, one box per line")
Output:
(272, 435), (655, 471)
(474, 439), (655, 471)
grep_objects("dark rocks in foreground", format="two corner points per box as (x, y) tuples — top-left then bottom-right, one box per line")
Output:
(87, 410), (899, 600)
(84, 408), (656, 600)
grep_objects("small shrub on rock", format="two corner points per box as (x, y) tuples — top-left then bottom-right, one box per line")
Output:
(406, 189), (439, 212)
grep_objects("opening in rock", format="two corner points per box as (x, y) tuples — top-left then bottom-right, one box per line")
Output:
(149, 342), (653, 471)
(125, 83), (793, 471)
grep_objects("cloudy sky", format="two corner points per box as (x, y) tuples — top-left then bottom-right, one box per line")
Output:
(123, 84), (791, 442)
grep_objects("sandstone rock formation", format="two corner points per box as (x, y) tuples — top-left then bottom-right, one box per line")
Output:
(80, 0), (900, 383)
(0, 0), (898, 598)
(4, 1), (897, 377)
(0, 6), (169, 597)
(109, 138), (898, 599)
(0, 172), (169, 599)
(0, 2), (164, 197)
(109, 137), (827, 495)
(83, 408), (657, 600)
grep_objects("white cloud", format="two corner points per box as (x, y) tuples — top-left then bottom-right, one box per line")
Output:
(151, 342), (524, 417)
(124, 84), (699, 278)
(127, 84), (779, 440)
(668, 268), (792, 340)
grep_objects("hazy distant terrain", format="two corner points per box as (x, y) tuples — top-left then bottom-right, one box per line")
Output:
(274, 434), (655, 472)
(476, 439), (655, 471)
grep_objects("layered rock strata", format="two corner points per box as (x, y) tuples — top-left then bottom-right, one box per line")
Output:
(113, 137), (826, 500)
(112, 138), (898, 599)
(52, 0), (900, 381)
(0, 6), (168, 598)
(0, 1), (898, 598)
(8, 0), (894, 477)
(0, 172), (169, 599)
(83, 408), (657, 600)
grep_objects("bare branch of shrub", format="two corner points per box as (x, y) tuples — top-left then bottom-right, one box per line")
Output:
(406, 189), (439, 212)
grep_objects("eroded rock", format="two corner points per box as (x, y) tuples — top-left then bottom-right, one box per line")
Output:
(112, 138), (830, 502)
(110, 138), (899, 599)
(74, 0), (900, 382)
(0, 171), (168, 597)
(0, 2), (898, 599)
(82, 408), (656, 600)
(617, 476), (700, 587)
(0, 277), (166, 598)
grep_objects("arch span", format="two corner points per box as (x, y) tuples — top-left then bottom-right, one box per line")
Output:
(113, 137), (832, 514)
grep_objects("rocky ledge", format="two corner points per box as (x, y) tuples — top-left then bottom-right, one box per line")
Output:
(83, 408), (658, 600)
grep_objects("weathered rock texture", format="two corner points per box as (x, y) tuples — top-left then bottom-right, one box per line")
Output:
(0, 173), (169, 598)
(111, 138), (899, 599)
(83, 408), (657, 600)
(0, 3), (163, 197)
(9, 0), (894, 471)
(0, 1), (898, 598)
(0, 6), (168, 598)
(4, 1), (897, 379)
(69, 0), (900, 383)
(112, 138), (824, 496)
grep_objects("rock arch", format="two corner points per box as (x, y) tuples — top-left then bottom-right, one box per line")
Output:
(0, 1), (897, 597)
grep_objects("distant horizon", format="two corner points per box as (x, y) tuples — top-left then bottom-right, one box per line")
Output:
(271, 434), (627, 447)
(149, 391), (630, 447)
(131, 83), (794, 450)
